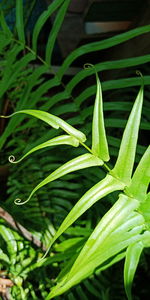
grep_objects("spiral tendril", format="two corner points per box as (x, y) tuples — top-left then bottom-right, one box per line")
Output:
(136, 70), (144, 86)
(8, 155), (16, 163)
(14, 198), (29, 205)
(136, 70), (142, 77)
(83, 63), (94, 70)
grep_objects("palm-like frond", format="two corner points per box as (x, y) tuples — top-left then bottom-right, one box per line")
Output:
(0, 1), (150, 299)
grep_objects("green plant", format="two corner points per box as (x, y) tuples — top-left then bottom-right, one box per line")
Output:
(0, 1), (150, 299)
(1, 68), (149, 300)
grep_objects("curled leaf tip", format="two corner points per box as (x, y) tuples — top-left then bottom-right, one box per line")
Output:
(8, 155), (16, 163)
(83, 63), (95, 70)
(0, 114), (12, 118)
(136, 70), (142, 77)
(14, 198), (29, 205)
(136, 70), (144, 86)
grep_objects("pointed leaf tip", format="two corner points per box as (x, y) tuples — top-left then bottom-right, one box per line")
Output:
(3, 110), (86, 143)
(112, 86), (144, 184)
(124, 241), (143, 300)
(126, 145), (150, 201)
(92, 72), (109, 161)
(8, 135), (80, 163)
(14, 153), (103, 205)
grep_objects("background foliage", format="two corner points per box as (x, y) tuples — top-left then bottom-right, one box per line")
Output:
(0, 0), (150, 299)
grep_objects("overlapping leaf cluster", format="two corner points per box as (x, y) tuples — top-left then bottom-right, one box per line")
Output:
(1, 69), (150, 300)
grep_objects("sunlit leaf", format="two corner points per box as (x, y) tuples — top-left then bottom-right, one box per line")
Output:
(14, 153), (103, 205)
(91, 70), (109, 161)
(0, 110), (86, 142)
(47, 194), (142, 299)
(124, 241), (143, 300)
(48, 175), (125, 252)
(126, 146), (150, 201)
(111, 85), (143, 184)
(9, 135), (79, 163)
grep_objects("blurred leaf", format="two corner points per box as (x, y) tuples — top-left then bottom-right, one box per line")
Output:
(16, 0), (25, 44)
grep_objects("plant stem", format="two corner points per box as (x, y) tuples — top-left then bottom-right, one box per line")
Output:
(80, 141), (111, 172)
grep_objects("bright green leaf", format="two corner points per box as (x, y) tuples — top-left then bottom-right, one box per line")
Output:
(139, 193), (150, 230)
(125, 145), (150, 201)
(111, 85), (143, 184)
(92, 71), (109, 161)
(0, 249), (10, 264)
(47, 175), (125, 252)
(9, 135), (79, 163)
(47, 195), (142, 299)
(14, 153), (103, 205)
(0, 110), (86, 142)
(124, 241), (143, 300)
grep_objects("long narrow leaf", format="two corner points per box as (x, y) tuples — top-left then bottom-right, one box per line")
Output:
(111, 85), (143, 184)
(124, 241), (143, 300)
(45, 0), (70, 65)
(67, 55), (150, 94)
(0, 11), (12, 37)
(47, 195), (142, 299)
(0, 109), (86, 142)
(48, 175), (125, 250)
(14, 153), (103, 205)
(32, 0), (64, 52)
(9, 135), (79, 163)
(91, 70), (109, 161)
(126, 146), (150, 201)
(57, 25), (150, 79)
(70, 194), (139, 267)
(16, 0), (25, 43)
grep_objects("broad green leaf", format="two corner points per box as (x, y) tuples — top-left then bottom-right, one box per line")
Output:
(9, 135), (79, 163)
(92, 71), (109, 161)
(16, 0), (25, 44)
(0, 110), (86, 142)
(125, 146), (150, 201)
(47, 175), (125, 251)
(14, 153), (103, 205)
(124, 241), (143, 300)
(111, 85), (143, 184)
